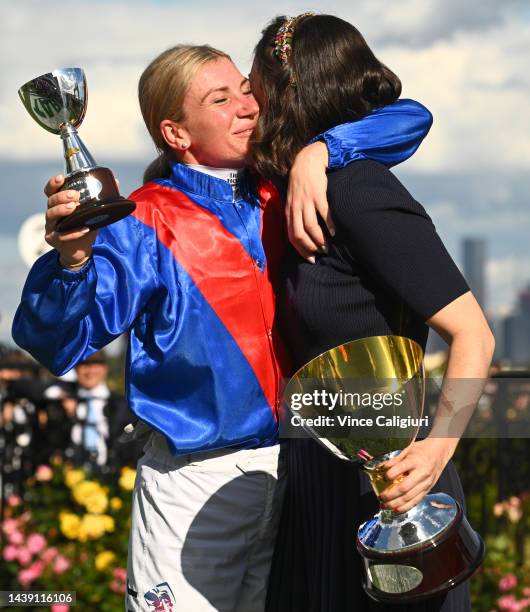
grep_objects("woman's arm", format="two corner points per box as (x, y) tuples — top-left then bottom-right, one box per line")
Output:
(287, 99), (433, 260)
(379, 292), (495, 513)
(328, 160), (494, 512)
(12, 177), (158, 376)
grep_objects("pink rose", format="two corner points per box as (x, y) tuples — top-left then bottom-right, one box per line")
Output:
(497, 594), (517, 610)
(7, 495), (22, 507)
(27, 533), (47, 555)
(2, 518), (18, 535)
(35, 464), (54, 481)
(53, 555), (71, 574)
(17, 568), (34, 588)
(16, 547), (32, 566)
(110, 579), (125, 594)
(499, 574), (518, 592)
(51, 604), (70, 612)
(112, 567), (127, 582)
(2, 545), (19, 562)
(27, 560), (45, 580)
(41, 547), (59, 563)
(8, 530), (24, 546)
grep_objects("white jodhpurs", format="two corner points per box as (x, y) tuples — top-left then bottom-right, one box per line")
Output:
(125, 431), (286, 612)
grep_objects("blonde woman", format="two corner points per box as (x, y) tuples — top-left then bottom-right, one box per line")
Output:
(13, 45), (431, 610)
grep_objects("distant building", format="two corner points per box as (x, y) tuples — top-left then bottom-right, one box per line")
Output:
(502, 285), (530, 365)
(462, 238), (487, 310)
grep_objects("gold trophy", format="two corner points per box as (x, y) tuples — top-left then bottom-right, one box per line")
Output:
(18, 68), (135, 232)
(283, 335), (484, 603)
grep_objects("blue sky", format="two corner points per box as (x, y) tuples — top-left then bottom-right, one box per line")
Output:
(1, 0), (529, 341)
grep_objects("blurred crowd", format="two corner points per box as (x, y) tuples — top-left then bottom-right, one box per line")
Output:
(0, 344), (144, 502)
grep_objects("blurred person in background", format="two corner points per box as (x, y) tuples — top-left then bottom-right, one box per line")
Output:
(68, 350), (142, 471)
(0, 347), (43, 498)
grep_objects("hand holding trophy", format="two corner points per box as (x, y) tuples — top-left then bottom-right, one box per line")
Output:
(18, 68), (135, 232)
(283, 335), (485, 603)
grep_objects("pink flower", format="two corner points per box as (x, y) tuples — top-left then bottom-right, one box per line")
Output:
(41, 547), (59, 563)
(497, 594), (517, 610)
(7, 495), (22, 507)
(52, 555), (71, 574)
(2, 545), (19, 562)
(16, 547), (32, 566)
(27, 560), (45, 580)
(499, 574), (518, 592)
(35, 464), (54, 481)
(523, 588), (530, 597)
(27, 533), (47, 555)
(17, 568), (35, 588)
(51, 605), (70, 612)
(110, 579), (125, 593)
(8, 530), (24, 546)
(2, 518), (19, 535)
(112, 567), (127, 582)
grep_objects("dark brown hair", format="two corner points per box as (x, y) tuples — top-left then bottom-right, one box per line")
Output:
(251, 14), (401, 178)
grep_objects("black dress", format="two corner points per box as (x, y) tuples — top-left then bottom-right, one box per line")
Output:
(267, 160), (472, 612)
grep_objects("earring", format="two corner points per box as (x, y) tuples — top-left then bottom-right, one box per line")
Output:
(181, 143), (188, 149)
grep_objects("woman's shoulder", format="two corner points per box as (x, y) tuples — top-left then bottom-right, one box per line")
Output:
(328, 159), (406, 192)
(328, 160), (419, 208)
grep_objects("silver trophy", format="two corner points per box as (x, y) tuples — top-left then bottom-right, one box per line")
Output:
(18, 68), (135, 232)
(284, 335), (485, 603)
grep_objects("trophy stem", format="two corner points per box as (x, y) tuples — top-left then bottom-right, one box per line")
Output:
(362, 450), (405, 499)
(60, 124), (96, 174)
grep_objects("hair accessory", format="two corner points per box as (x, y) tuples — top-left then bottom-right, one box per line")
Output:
(273, 12), (315, 66)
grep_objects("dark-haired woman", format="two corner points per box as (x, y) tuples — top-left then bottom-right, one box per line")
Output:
(250, 13), (495, 612)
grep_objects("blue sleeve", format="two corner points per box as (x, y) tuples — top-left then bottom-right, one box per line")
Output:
(11, 215), (158, 376)
(311, 99), (433, 169)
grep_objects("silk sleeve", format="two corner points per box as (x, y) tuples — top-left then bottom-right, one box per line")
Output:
(313, 99), (433, 169)
(12, 215), (159, 375)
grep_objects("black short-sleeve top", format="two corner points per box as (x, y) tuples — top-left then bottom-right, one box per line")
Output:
(281, 160), (470, 369)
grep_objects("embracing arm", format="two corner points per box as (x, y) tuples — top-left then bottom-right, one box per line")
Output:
(12, 178), (158, 375)
(287, 99), (433, 259)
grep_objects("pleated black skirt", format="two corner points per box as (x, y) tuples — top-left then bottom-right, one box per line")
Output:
(266, 439), (471, 612)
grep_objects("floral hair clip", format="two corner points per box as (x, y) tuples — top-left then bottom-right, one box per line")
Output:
(273, 12), (315, 66)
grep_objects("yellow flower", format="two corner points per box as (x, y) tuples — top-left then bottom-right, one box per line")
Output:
(59, 511), (82, 540)
(77, 513), (116, 542)
(102, 515), (115, 532)
(118, 467), (136, 491)
(94, 550), (116, 572)
(84, 493), (108, 514)
(72, 480), (108, 514)
(78, 514), (106, 542)
(110, 497), (123, 510)
(64, 468), (85, 488)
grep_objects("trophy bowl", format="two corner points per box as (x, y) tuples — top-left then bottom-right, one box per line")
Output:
(283, 335), (485, 603)
(18, 68), (135, 232)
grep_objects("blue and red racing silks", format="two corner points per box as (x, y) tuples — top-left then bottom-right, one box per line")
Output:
(12, 99), (432, 455)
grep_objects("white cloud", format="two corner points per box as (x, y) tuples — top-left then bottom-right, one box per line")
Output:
(487, 256), (530, 316)
(1, 1), (529, 172)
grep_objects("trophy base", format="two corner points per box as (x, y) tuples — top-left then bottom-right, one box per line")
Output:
(357, 493), (485, 603)
(55, 166), (136, 232)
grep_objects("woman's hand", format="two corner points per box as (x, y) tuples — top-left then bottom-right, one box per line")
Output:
(44, 175), (98, 266)
(287, 141), (336, 262)
(377, 437), (458, 513)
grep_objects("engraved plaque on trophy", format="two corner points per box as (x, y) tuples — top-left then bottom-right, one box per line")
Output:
(18, 68), (135, 232)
